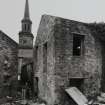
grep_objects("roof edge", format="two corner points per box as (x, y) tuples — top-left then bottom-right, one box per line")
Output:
(0, 30), (18, 45)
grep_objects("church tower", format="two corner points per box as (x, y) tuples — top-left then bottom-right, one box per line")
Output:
(18, 0), (34, 99)
(18, 0), (34, 80)
(19, 0), (34, 49)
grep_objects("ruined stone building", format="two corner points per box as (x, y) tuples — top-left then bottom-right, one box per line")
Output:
(0, 31), (18, 99)
(34, 15), (105, 105)
(1, 0), (105, 104)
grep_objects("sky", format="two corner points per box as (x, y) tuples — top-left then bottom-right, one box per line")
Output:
(0, 0), (105, 43)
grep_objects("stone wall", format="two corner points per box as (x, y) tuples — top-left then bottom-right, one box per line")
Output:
(100, 41), (105, 92)
(0, 31), (18, 99)
(34, 15), (56, 105)
(54, 18), (102, 104)
(34, 15), (103, 105)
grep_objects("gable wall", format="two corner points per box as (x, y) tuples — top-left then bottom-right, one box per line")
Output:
(0, 31), (18, 99)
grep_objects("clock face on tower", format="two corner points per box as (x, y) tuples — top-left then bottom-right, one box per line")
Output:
(19, 36), (33, 47)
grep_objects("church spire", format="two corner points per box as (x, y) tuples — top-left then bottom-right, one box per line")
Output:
(21, 0), (32, 33)
(19, 0), (34, 49)
(24, 0), (30, 19)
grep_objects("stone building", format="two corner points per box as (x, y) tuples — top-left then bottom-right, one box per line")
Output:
(0, 31), (18, 99)
(34, 15), (104, 105)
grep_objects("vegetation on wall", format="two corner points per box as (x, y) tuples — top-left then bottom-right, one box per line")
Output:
(87, 22), (105, 41)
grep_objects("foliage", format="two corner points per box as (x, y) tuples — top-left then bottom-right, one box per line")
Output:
(87, 22), (105, 42)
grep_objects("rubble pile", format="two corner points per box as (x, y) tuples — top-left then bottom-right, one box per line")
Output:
(0, 97), (47, 105)
(87, 92), (105, 105)
(97, 93), (105, 104)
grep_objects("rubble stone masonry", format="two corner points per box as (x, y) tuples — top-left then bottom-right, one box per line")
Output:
(34, 15), (103, 105)
(0, 31), (18, 98)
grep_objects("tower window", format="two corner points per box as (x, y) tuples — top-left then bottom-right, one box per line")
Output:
(25, 24), (27, 31)
(28, 25), (30, 31)
(73, 34), (84, 56)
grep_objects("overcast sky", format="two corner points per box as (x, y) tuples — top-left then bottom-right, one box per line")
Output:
(0, 0), (105, 42)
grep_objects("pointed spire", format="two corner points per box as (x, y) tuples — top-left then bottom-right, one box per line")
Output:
(24, 0), (30, 19)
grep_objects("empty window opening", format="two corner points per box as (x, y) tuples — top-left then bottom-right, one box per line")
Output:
(35, 77), (39, 97)
(73, 34), (84, 56)
(35, 46), (38, 71)
(69, 78), (84, 91)
(43, 42), (47, 73)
